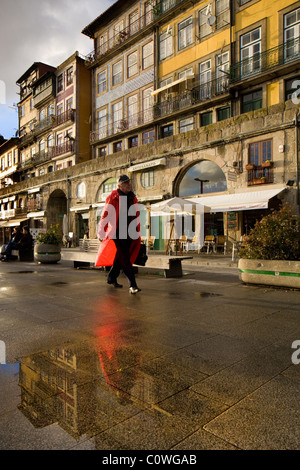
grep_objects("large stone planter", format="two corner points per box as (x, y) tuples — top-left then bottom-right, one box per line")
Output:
(34, 243), (61, 264)
(239, 258), (300, 289)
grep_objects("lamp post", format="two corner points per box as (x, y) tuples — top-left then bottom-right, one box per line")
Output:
(194, 177), (209, 194)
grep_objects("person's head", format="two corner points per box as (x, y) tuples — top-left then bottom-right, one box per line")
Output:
(118, 175), (131, 194)
(22, 225), (29, 233)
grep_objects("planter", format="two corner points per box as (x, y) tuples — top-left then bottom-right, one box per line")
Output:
(246, 164), (256, 170)
(262, 160), (273, 168)
(34, 243), (61, 264)
(238, 258), (300, 289)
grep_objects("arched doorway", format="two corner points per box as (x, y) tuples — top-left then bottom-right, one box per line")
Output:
(177, 160), (227, 237)
(47, 189), (67, 232)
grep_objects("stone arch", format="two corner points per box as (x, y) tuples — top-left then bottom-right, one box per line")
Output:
(46, 189), (67, 230)
(175, 159), (227, 197)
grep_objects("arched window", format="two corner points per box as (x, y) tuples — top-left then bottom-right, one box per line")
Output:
(179, 160), (227, 196)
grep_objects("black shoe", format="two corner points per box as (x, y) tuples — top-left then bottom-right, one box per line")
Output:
(107, 280), (123, 288)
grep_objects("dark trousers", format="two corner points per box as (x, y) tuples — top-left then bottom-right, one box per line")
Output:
(108, 239), (137, 288)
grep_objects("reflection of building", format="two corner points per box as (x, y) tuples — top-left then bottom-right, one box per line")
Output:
(0, 0), (299, 247)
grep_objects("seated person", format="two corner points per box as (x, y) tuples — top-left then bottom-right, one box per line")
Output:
(1, 226), (23, 260)
(2, 226), (33, 261)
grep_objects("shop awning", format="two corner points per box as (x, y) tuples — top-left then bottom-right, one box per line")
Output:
(186, 186), (286, 213)
(0, 218), (29, 227)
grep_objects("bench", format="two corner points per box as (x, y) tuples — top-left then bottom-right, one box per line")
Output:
(0, 245), (34, 262)
(61, 239), (192, 277)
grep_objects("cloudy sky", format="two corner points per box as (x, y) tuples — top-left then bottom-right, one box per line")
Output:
(0, 0), (115, 139)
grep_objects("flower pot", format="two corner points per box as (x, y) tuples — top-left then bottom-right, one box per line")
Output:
(246, 164), (256, 170)
(262, 161), (273, 168)
(238, 259), (300, 289)
(34, 243), (61, 264)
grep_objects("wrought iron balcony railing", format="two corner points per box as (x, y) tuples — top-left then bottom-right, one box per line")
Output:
(247, 166), (274, 186)
(85, 0), (185, 65)
(230, 38), (300, 84)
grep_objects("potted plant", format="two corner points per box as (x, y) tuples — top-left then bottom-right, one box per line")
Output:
(246, 163), (256, 170)
(34, 224), (63, 264)
(262, 160), (273, 168)
(238, 205), (300, 288)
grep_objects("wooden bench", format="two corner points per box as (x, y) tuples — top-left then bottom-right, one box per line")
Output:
(61, 239), (192, 277)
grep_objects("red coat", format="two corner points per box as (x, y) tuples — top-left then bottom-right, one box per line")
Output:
(95, 189), (141, 267)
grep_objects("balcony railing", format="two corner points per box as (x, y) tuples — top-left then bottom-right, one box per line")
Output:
(51, 141), (74, 158)
(53, 109), (75, 127)
(230, 38), (300, 83)
(90, 109), (154, 143)
(247, 166), (274, 186)
(154, 76), (229, 118)
(85, 0), (185, 65)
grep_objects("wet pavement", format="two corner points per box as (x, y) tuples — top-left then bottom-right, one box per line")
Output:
(0, 257), (299, 451)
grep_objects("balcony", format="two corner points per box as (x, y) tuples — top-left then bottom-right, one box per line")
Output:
(230, 38), (300, 85)
(27, 199), (42, 212)
(90, 109), (154, 143)
(154, 76), (229, 118)
(33, 82), (55, 107)
(85, 0), (185, 66)
(247, 165), (274, 186)
(51, 141), (74, 158)
(53, 109), (75, 128)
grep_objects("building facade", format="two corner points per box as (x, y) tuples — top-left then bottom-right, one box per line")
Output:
(0, 0), (299, 249)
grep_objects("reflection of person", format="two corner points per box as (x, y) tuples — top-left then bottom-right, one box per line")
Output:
(96, 175), (141, 294)
(1, 226), (22, 260)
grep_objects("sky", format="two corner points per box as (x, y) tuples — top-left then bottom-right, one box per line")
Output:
(0, 0), (115, 139)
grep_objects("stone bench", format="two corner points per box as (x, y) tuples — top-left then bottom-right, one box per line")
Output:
(61, 245), (192, 278)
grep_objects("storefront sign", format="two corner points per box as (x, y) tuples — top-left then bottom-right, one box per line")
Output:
(128, 157), (166, 173)
(227, 211), (238, 230)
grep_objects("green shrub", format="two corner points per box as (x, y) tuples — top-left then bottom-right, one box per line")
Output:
(36, 224), (62, 245)
(239, 205), (300, 260)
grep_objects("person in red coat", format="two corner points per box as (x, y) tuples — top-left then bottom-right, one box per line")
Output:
(96, 175), (141, 294)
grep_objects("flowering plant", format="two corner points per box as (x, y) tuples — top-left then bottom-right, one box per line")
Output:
(239, 205), (300, 260)
(36, 224), (62, 245)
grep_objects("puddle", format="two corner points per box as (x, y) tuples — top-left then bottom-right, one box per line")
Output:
(50, 281), (68, 286)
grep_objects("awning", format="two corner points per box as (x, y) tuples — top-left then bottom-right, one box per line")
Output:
(151, 75), (194, 96)
(186, 187), (286, 213)
(0, 218), (29, 227)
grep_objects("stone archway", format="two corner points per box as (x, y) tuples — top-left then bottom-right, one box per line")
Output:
(46, 189), (67, 231)
(176, 160), (227, 196)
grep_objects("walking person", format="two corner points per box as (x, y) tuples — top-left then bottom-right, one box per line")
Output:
(96, 175), (141, 294)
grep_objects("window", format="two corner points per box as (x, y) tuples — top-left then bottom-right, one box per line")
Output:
(159, 29), (173, 60)
(127, 52), (138, 78)
(39, 139), (45, 152)
(144, 1), (153, 25)
(142, 41), (154, 69)
(98, 146), (107, 157)
(129, 9), (139, 35)
(112, 101), (123, 133)
(97, 108), (107, 139)
(199, 59), (211, 100)
(179, 117), (194, 133)
(249, 140), (272, 166)
(285, 76), (300, 101)
(57, 74), (63, 93)
(128, 136), (138, 148)
(201, 111), (213, 126)
(97, 71), (107, 93)
(240, 28), (261, 76)
(66, 67), (73, 86)
(142, 129), (155, 145)
(20, 105), (25, 117)
(216, 52), (229, 93)
(217, 106), (230, 121)
(7, 153), (12, 167)
(98, 32), (108, 55)
(178, 17), (193, 50)
(141, 170), (155, 188)
(178, 68), (193, 79)
(47, 135), (54, 148)
(161, 124), (173, 138)
(57, 103), (63, 116)
(112, 60), (122, 86)
(113, 141), (122, 153)
(128, 95), (138, 127)
(284, 8), (300, 61)
(66, 98), (73, 113)
(103, 177), (117, 193)
(242, 89), (262, 113)
(199, 6), (211, 39)
(48, 104), (54, 116)
(216, 0), (230, 28)
(143, 88), (153, 122)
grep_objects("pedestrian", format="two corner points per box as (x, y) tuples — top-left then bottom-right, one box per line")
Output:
(1, 226), (23, 260)
(96, 175), (141, 294)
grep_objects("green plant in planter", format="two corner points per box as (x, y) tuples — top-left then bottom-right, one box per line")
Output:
(36, 224), (62, 245)
(239, 205), (300, 261)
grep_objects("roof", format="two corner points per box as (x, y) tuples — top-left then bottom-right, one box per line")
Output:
(82, 0), (132, 38)
(16, 62), (56, 85)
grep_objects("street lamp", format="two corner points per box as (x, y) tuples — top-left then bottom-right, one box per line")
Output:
(194, 177), (209, 194)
